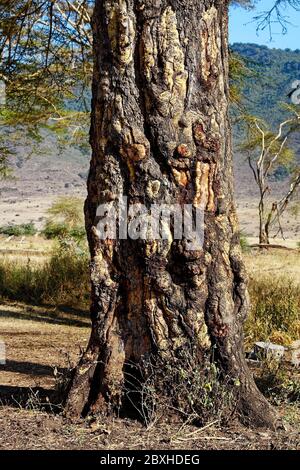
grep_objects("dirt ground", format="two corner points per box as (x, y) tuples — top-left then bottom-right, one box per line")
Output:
(0, 300), (300, 450)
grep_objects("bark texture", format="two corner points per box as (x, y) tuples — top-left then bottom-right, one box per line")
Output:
(65, 0), (276, 428)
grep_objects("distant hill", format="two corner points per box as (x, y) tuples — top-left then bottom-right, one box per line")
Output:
(231, 43), (300, 128)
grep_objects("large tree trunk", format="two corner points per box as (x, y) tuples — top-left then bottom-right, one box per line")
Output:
(65, 0), (276, 428)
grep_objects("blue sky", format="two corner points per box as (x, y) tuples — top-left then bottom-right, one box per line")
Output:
(229, 0), (300, 49)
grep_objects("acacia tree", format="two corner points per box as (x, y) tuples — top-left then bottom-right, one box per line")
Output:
(241, 110), (300, 244)
(64, 0), (276, 428)
(2, 0), (299, 428)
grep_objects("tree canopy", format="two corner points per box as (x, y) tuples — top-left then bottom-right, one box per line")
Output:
(0, 1), (93, 176)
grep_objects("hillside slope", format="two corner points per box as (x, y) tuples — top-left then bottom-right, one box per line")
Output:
(231, 43), (300, 133)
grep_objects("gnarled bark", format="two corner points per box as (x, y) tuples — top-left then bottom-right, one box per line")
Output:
(65, 0), (276, 428)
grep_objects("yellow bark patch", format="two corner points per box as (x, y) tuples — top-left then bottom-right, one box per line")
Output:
(194, 161), (216, 210)
(119, 126), (150, 180)
(172, 168), (189, 187)
(141, 23), (157, 81)
(122, 143), (147, 161)
(146, 180), (161, 199)
(106, 0), (135, 70)
(200, 6), (219, 82)
(141, 6), (188, 119)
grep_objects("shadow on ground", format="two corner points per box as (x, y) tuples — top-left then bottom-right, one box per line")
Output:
(0, 384), (60, 410)
(0, 360), (64, 377)
(0, 305), (89, 328)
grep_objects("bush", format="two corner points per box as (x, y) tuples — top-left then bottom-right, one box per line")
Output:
(42, 222), (85, 242)
(0, 241), (90, 308)
(42, 222), (69, 240)
(47, 197), (84, 226)
(41, 197), (86, 242)
(0, 223), (37, 236)
(255, 357), (300, 405)
(239, 232), (250, 252)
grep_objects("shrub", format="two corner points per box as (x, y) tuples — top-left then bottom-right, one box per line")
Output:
(47, 197), (84, 226)
(0, 240), (90, 308)
(42, 197), (86, 242)
(0, 223), (37, 236)
(255, 357), (300, 405)
(42, 222), (69, 240)
(42, 222), (86, 242)
(239, 231), (250, 252)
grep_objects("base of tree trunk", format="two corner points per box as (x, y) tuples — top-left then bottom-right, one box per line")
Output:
(64, 344), (277, 430)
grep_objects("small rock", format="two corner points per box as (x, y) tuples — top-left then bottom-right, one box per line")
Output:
(78, 172), (88, 181)
(253, 341), (286, 361)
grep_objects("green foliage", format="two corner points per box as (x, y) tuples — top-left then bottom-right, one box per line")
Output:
(239, 231), (250, 252)
(0, 222), (37, 236)
(0, 240), (90, 308)
(229, 50), (254, 110)
(245, 275), (300, 348)
(42, 197), (85, 242)
(238, 107), (300, 188)
(47, 197), (84, 226)
(0, 131), (14, 178)
(42, 222), (86, 242)
(0, 1), (92, 166)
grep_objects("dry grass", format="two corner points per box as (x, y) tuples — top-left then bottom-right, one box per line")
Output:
(243, 248), (300, 348)
(0, 235), (53, 254)
(244, 248), (300, 284)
